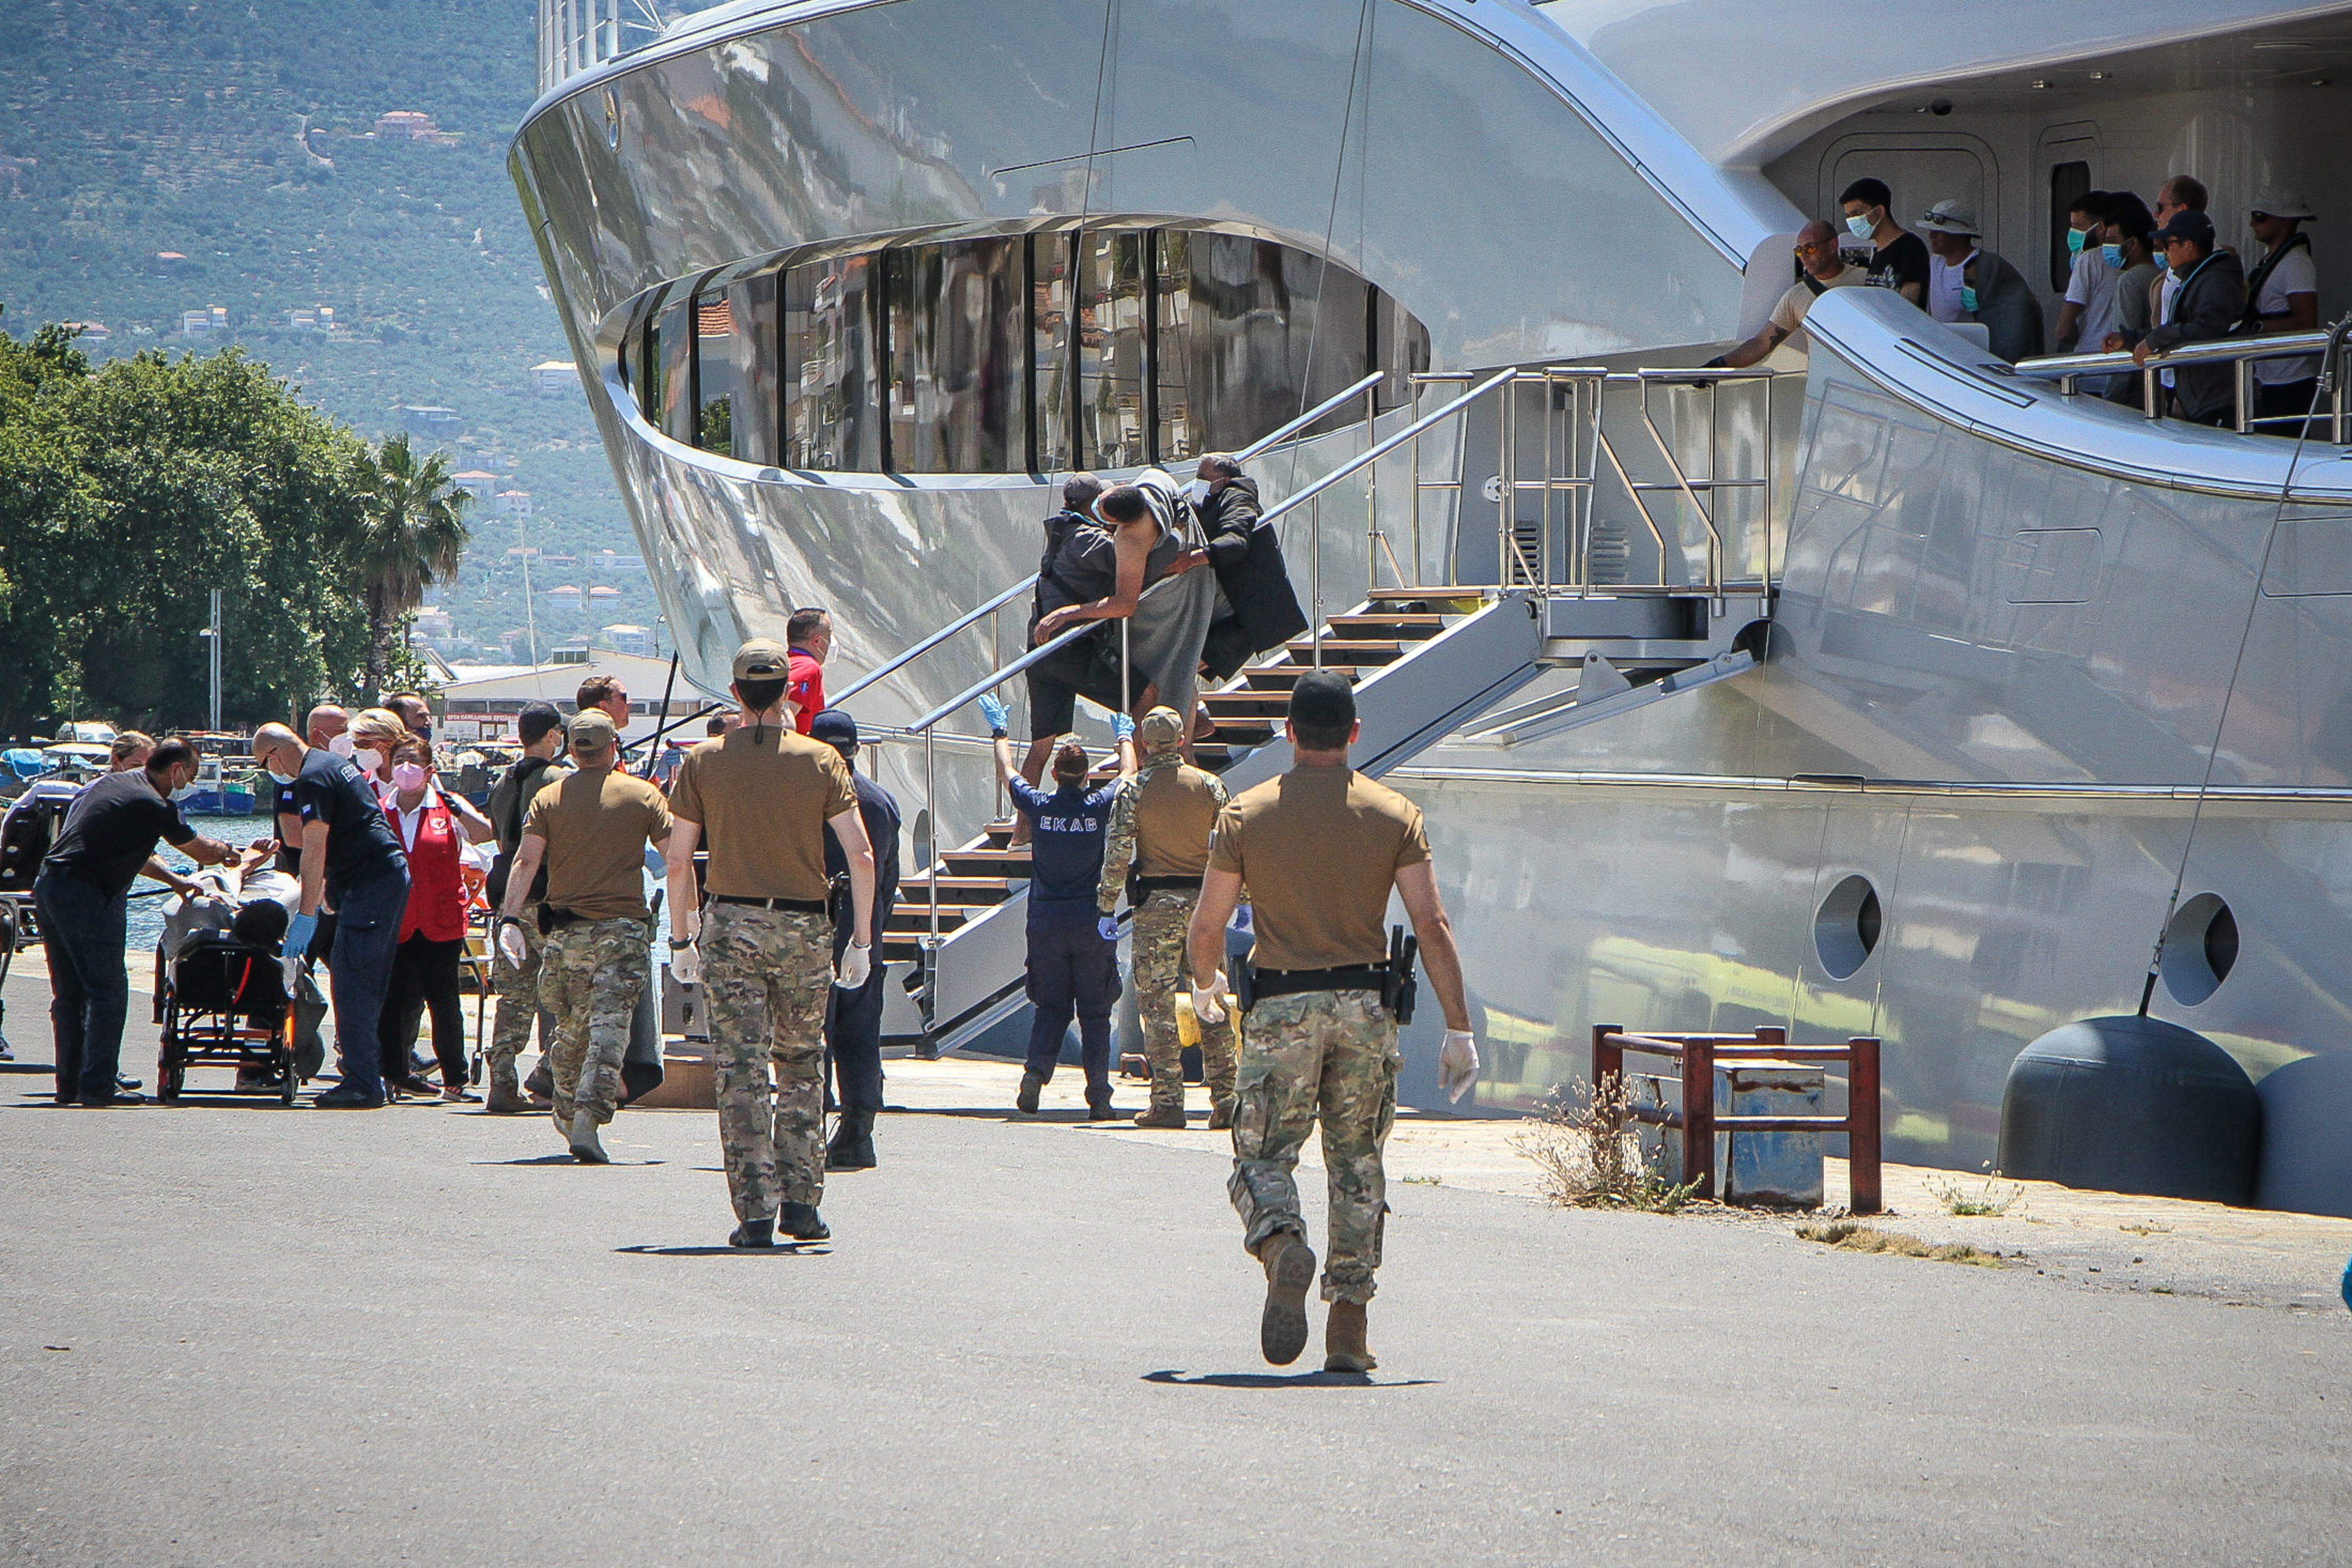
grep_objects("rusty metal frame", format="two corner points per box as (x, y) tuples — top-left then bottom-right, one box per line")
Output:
(1590, 1024), (1882, 1214)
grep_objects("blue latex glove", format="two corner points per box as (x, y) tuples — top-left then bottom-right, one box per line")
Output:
(1112, 712), (1135, 740)
(977, 692), (1010, 736)
(284, 911), (318, 960)
(1097, 914), (1119, 943)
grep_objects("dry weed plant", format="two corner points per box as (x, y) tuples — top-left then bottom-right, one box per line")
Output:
(1514, 1073), (1700, 1213)
(1796, 1219), (2003, 1267)
(1925, 1175), (2025, 1217)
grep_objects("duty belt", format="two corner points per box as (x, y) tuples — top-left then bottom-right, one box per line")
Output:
(1127, 873), (1199, 899)
(709, 893), (830, 914)
(1239, 926), (1419, 1024)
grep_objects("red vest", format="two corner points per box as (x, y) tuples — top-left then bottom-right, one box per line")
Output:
(387, 791), (468, 943)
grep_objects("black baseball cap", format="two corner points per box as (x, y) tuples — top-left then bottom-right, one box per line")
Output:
(2151, 209), (2216, 248)
(1287, 670), (1356, 731)
(810, 708), (858, 755)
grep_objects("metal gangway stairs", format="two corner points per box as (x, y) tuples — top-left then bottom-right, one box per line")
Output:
(843, 362), (1797, 1053)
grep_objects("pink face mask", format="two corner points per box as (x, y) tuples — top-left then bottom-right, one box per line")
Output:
(392, 763), (430, 792)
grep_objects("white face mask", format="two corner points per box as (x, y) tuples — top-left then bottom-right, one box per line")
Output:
(326, 733), (355, 759)
(169, 780), (198, 802)
(265, 767), (297, 787)
(352, 747), (384, 775)
(1845, 213), (1875, 241)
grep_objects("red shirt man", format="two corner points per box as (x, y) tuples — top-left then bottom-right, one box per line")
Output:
(785, 606), (831, 735)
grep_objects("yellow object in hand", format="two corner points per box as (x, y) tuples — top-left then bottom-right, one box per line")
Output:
(1175, 990), (1200, 1048)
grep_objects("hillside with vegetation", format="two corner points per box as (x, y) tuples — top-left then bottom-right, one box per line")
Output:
(0, 0), (660, 665)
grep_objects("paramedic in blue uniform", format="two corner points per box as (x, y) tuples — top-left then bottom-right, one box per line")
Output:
(981, 694), (1131, 1119)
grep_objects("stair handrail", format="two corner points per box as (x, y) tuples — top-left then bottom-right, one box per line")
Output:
(828, 370), (1387, 708)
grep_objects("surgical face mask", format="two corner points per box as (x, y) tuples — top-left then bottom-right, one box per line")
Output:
(326, 733), (354, 759)
(1960, 285), (1980, 313)
(1180, 478), (1209, 505)
(2101, 242), (2124, 268)
(266, 766), (297, 787)
(352, 747), (384, 775)
(1844, 213), (1874, 241)
(392, 762), (429, 791)
(168, 776), (198, 802)
(2067, 226), (2088, 256)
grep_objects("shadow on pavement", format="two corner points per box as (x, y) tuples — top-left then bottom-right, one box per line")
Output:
(615, 1244), (833, 1257)
(474, 1154), (669, 1167)
(1140, 1369), (1434, 1389)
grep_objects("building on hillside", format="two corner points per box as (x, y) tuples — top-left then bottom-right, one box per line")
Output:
(287, 306), (337, 332)
(589, 550), (645, 576)
(589, 585), (621, 606)
(413, 606), (454, 640)
(493, 489), (533, 517)
(60, 322), (109, 342)
(536, 552), (580, 570)
(182, 306), (228, 336)
(530, 360), (581, 395)
(375, 111), (442, 140)
(450, 470), (499, 503)
(545, 584), (582, 611)
(399, 406), (464, 442)
(437, 647), (690, 744)
(600, 623), (653, 655)
(152, 251), (185, 272)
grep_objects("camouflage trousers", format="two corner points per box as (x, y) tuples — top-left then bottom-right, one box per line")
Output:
(704, 902), (836, 1221)
(537, 917), (651, 1129)
(1228, 989), (1399, 1305)
(486, 903), (546, 1085)
(1131, 889), (1236, 1116)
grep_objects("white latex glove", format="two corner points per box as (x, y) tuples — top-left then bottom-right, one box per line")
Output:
(1192, 971), (1228, 1026)
(1438, 1030), (1480, 1104)
(835, 939), (872, 990)
(496, 920), (529, 970)
(670, 941), (700, 988)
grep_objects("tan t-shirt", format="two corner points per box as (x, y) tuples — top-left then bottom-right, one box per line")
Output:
(1207, 761), (1430, 971)
(667, 726), (857, 901)
(522, 765), (672, 921)
(1136, 761), (1226, 878)
(1767, 263), (1865, 352)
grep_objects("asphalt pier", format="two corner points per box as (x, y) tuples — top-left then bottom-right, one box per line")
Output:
(3, 958), (2349, 1566)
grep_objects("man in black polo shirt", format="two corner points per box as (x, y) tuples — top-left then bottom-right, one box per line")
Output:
(254, 721), (409, 1108)
(34, 738), (233, 1106)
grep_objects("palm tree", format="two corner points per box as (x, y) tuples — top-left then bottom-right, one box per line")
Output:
(357, 432), (472, 694)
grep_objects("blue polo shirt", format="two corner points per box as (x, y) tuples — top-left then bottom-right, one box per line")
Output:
(1007, 776), (1117, 930)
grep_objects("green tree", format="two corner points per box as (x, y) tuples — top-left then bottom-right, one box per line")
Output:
(357, 430), (473, 698)
(0, 319), (379, 735)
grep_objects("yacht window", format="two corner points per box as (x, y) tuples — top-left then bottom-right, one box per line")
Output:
(2048, 160), (2091, 291)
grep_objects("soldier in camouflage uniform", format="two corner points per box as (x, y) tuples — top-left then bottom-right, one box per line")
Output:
(1097, 706), (1235, 1128)
(1186, 673), (1479, 1374)
(481, 702), (568, 1113)
(664, 640), (877, 1249)
(494, 709), (672, 1163)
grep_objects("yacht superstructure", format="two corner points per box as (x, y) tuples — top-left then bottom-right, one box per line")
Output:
(512, 0), (2352, 1215)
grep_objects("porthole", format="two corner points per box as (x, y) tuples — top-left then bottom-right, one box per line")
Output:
(2160, 893), (2238, 1007)
(1813, 874), (1882, 981)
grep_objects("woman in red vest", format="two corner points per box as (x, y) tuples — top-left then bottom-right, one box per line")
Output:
(379, 733), (496, 1100)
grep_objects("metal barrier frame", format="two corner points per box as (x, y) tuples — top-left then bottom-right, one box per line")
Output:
(1591, 1024), (1883, 1214)
(2013, 320), (2350, 440)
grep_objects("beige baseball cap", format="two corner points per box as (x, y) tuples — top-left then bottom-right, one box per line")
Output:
(566, 708), (620, 749)
(731, 638), (791, 680)
(1137, 706), (1185, 752)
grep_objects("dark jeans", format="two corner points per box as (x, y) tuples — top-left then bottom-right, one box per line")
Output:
(382, 932), (466, 1088)
(327, 867), (410, 1100)
(33, 869), (129, 1103)
(825, 894), (894, 1113)
(1022, 919), (1120, 1105)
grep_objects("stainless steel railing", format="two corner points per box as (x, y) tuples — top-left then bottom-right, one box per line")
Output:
(2013, 323), (2347, 440)
(828, 369), (1387, 712)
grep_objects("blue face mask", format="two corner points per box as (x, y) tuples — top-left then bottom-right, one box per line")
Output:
(1845, 213), (1875, 241)
(1960, 285), (1980, 313)
(2101, 242), (2124, 268)
(2067, 226), (2088, 256)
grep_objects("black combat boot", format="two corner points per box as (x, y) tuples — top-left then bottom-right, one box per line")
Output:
(825, 1108), (877, 1171)
(778, 1201), (831, 1241)
(1015, 1072), (1045, 1115)
(729, 1217), (776, 1249)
